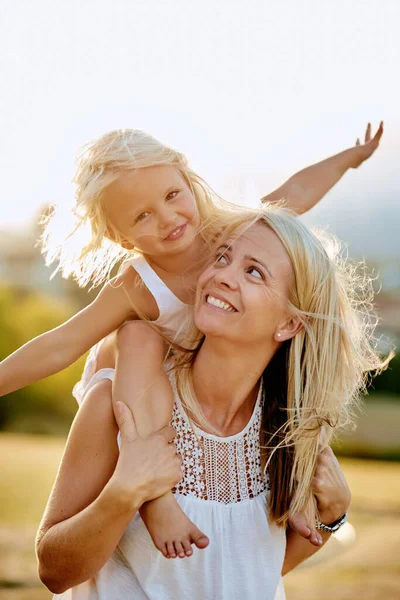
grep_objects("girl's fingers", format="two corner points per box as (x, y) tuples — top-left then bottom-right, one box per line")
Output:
(373, 122), (384, 143)
(365, 122), (372, 143)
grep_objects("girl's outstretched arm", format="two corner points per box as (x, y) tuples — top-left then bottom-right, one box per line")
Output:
(262, 122), (383, 214)
(0, 268), (152, 397)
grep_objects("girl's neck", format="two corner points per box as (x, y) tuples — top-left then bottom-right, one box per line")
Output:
(191, 338), (274, 434)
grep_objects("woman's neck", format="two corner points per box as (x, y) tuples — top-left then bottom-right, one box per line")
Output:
(191, 338), (275, 435)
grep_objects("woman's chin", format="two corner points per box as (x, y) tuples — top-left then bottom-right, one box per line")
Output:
(195, 311), (235, 338)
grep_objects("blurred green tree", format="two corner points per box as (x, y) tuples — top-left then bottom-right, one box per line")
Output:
(0, 285), (86, 433)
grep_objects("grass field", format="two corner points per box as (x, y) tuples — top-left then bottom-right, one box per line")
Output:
(1, 418), (400, 599)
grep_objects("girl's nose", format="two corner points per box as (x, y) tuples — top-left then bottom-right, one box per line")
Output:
(158, 206), (177, 229)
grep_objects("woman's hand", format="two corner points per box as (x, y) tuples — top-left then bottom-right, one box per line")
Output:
(282, 447), (351, 574)
(312, 446), (351, 525)
(108, 401), (183, 508)
(288, 446), (351, 546)
(351, 121), (383, 169)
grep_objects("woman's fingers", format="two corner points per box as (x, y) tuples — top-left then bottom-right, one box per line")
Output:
(115, 401), (138, 442)
(158, 425), (177, 444)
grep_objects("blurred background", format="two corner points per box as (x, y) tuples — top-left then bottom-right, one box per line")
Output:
(0, 1), (399, 598)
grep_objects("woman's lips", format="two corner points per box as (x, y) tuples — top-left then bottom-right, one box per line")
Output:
(164, 223), (187, 241)
(205, 293), (237, 312)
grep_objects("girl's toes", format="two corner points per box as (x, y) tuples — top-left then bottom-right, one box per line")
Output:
(182, 539), (193, 557)
(167, 541), (176, 559)
(191, 527), (209, 549)
(174, 541), (186, 558)
(160, 544), (169, 558)
(310, 529), (322, 547)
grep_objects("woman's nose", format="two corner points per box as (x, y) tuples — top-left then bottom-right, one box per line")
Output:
(213, 264), (239, 289)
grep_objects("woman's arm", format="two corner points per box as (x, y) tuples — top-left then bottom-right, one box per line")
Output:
(282, 446), (351, 575)
(262, 122), (383, 215)
(0, 267), (156, 396)
(36, 380), (181, 594)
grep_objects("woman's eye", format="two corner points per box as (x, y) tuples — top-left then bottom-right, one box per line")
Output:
(216, 254), (228, 265)
(135, 211), (150, 223)
(247, 267), (263, 279)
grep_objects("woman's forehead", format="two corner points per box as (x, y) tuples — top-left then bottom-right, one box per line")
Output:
(221, 222), (291, 270)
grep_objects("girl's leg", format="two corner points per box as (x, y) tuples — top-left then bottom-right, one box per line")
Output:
(109, 321), (209, 558)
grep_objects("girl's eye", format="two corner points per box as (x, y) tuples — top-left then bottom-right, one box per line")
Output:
(166, 191), (179, 201)
(247, 267), (263, 279)
(135, 211), (150, 223)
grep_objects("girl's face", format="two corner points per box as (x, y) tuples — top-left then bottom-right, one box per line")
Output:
(195, 222), (299, 347)
(102, 165), (200, 257)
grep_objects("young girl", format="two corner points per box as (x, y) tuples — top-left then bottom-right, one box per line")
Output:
(0, 122), (383, 558)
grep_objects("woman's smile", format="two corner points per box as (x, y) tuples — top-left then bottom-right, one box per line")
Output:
(205, 293), (237, 313)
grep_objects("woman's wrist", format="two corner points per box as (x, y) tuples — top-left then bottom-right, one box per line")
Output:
(317, 502), (349, 526)
(102, 476), (146, 514)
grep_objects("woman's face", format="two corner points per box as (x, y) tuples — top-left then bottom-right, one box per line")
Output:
(102, 165), (200, 257)
(195, 222), (297, 346)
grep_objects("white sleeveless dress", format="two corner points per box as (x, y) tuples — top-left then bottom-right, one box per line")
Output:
(62, 256), (287, 599)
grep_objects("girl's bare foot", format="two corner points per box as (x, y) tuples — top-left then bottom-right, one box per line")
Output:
(289, 512), (322, 546)
(140, 494), (209, 558)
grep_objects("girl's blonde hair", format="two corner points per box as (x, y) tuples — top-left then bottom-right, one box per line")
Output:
(170, 204), (392, 527)
(41, 129), (231, 288)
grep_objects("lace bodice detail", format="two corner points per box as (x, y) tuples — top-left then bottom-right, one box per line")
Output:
(171, 385), (269, 504)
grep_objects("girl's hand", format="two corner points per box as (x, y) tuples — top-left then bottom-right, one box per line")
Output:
(109, 402), (183, 508)
(351, 121), (383, 168)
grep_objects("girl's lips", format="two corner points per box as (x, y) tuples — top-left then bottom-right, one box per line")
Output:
(164, 223), (187, 241)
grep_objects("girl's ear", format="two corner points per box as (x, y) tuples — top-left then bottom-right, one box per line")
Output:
(103, 222), (134, 249)
(274, 315), (303, 342)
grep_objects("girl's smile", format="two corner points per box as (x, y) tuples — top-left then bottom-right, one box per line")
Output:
(163, 223), (188, 242)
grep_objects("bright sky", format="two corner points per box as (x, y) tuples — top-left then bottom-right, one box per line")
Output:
(1, 0), (399, 258)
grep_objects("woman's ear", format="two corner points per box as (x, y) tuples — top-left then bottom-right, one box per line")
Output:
(274, 315), (303, 342)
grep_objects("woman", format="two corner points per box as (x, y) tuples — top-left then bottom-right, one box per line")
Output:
(36, 206), (384, 599)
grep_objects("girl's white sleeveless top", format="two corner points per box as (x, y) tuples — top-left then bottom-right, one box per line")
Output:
(72, 255), (192, 406)
(55, 380), (286, 600)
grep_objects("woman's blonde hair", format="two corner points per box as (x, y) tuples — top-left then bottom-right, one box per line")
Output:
(170, 204), (392, 527)
(40, 129), (231, 288)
